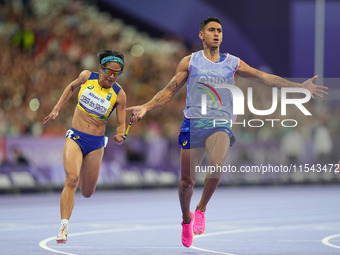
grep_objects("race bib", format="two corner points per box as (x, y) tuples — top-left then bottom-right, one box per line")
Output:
(79, 88), (110, 116)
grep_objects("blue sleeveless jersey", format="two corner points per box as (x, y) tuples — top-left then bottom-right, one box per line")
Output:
(183, 50), (240, 120)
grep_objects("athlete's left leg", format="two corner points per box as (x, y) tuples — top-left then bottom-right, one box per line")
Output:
(193, 132), (230, 235)
(79, 147), (104, 198)
(196, 132), (230, 211)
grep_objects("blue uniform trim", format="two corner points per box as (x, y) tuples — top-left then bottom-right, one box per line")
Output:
(112, 83), (121, 95)
(107, 105), (116, 120)
(216, 53), (227, 63)
(65, 128), (105, 156)
(89, 72), (99, 80)
(106, 83), (121, 119)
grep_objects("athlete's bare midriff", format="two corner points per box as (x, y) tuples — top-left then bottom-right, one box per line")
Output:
(71, 107), (106, 136)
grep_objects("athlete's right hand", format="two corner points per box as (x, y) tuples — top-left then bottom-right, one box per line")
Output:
(43, 109), (59, 126)
(125, 106), (147, 123)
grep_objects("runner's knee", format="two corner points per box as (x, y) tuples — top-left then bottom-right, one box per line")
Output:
(209, 158), (225, 168)
(180, 176), (195, 190)
(65, 173), (79, 189)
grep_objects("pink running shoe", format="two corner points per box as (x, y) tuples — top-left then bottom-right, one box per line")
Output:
(193, 210), (205, 235)
(181, 211), (194, 247)
(56, 223), (68, 244)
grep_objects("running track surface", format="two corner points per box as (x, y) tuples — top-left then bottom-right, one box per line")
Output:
(1, 185), (340, 255)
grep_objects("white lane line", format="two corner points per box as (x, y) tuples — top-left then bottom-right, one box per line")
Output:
(39, 223), (340, 255)
(190, 245), (237, 255)
(39, 224), (178, 255)
(321, 233), (340, 249)
(39, 236), (75, 255)
(189, 226), (276, 255)
(191, 224), (337, 255)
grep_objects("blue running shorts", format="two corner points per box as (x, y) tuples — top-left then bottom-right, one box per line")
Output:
(65, 128), (108, 156)
(178, 117), (235, 149)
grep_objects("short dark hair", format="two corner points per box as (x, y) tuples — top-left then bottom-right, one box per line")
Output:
(97, 49), (125, 71)
(200, 17), (222, 31)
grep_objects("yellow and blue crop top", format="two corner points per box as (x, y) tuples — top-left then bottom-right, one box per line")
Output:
(77, 72), (121, 121)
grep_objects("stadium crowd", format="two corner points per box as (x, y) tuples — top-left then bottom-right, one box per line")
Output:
(1, 0), (338, 165)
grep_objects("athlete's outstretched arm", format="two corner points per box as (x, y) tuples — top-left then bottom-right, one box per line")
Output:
(236, 60), (328, 99)
(126, 55), (190, 122)
(113, 89), (127, 145)
(43, 70), (90, 125)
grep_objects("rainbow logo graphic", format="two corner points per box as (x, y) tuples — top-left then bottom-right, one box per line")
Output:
(197, 82), (222, 106)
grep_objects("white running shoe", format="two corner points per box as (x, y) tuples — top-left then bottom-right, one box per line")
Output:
(56, 223), (68, 244)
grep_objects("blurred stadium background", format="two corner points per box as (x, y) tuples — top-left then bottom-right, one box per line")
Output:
(0, 0), (339, 193)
